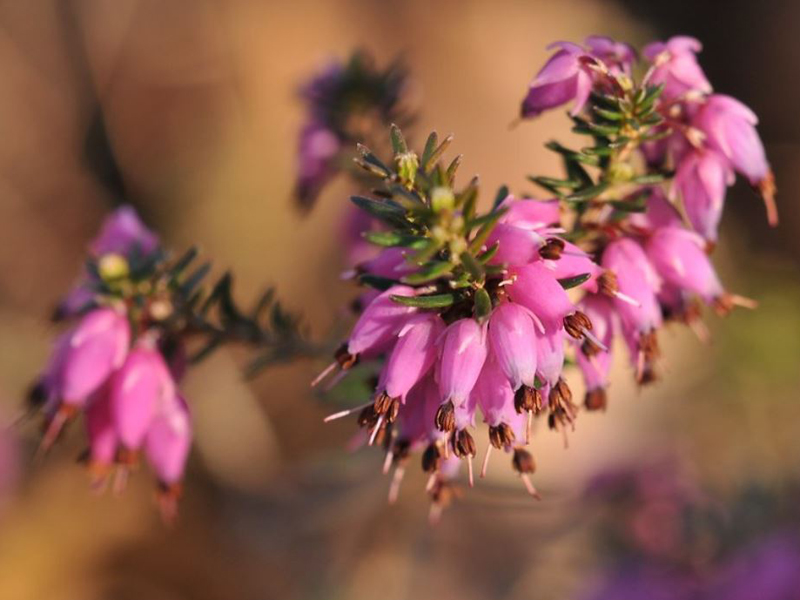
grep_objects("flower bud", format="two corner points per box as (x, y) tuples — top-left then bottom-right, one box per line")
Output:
(437, 318), (488, 407)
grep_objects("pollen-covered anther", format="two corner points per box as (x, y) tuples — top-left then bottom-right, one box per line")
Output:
(564, 311), (593, 339)
(434, 400), (456, 433)
(334, 343), (359, 370)
(357, 404), (379, 429)
(421, 443), (441, 473)
(514, 385), (543, 415)
(452, 429), (477, 459)
(392, 439), (411, 464)
(488, 423), (516, 449)
(548, 379), (578, 432)
(597, 270), (619, 297)
(538, 237), (566, 260)
(512, 448), (541, 500)
(584, 388), (607, 411)
(373, 392), (401, 423)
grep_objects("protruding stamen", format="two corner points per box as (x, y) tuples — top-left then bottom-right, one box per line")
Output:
(368, 414), (384, 446)
(520, 474), (542, 500)
(539, 238), (565, 260)
(467, 455), (474, 488)
(434, 400), (456, 433)
(584, 388), (607, 411)
(480, 445), (492, 478)
(310, 361), (338, 388)
(323, 401), (374, 423)
(388, 466), (405, 504)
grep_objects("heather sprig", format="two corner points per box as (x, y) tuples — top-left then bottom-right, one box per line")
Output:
(29, 207), (318, 520)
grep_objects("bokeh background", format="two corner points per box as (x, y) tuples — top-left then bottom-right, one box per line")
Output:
(0, 1), (799, 599)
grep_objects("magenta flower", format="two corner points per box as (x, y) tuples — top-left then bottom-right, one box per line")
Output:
(436, 318), (488, 417)
(672, 149), (732, 242)
(357, 247), (416, 279)
(498, 196), (561, 229)
(645, 226), (723, 304)
(89, 205), (160, 259)
(601, 239), (662, 383)
(643, 36), (712, 100)
(521, 42), (594, 118)
(535, 326), (565, 388)
(585, 35), (637, 76)
(488, 302), (539, 391)
(345, 285), (417, 360)
(575, 294), (615, 410)
(486, 222), (547, 266)
(295, 121), (342, 207)
(84, 388), (119, 485)
(109, 338), (176, 456)
(373, 313), (444, 423)
(508, 262), (575, 333)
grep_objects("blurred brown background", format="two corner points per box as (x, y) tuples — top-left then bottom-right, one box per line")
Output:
(0, 1), (798, 599)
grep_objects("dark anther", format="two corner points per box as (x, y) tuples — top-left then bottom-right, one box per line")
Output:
(488, 423), (516, 449)
(539, 238), (565, 260)
(512, 448), (536, 474)
(422, 443), (441, 473)
(452, 429), (476, 458)
(334, 343), (359, 370)
(564, 311), (593, 339)
(514, 385), (543, 415)
(597, 270), (619, 297)
(434, 400), (456, 433)
(584, 388), (607, 411)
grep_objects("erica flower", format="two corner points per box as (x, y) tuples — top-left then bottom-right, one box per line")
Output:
(693, 94), (778, 226)
(584, 35), (637, 76)
(575, 294), (615, 411)
(672, 149), (732, 242)
(295, 121), (342, 208)
(435, 318), (488, 429)
(521, 42), (595, 118)
(643, 36), (712, 100)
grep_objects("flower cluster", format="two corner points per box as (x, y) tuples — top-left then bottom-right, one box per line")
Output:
(29, 207), (312, 520)
(313, 34), (775, 518)
(295, 51), (410, 209)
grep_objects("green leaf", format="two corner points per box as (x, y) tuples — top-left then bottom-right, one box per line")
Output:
(566, 181), (609, 202)
(630, 173), (669, 185)
(530, 176), (582, 190)
(594, 107), (625, 121)
(401, 261), (454, 284)
(558, 273), (591, 289)
(493, 185), (509, 209)
(421, 132), (438, 167)
(390, 293), (455, 308)
(179, 262), (212, 296)
(350, 195), (407, 227)
(390, 124), (408, 154)
(168, 246), (199, 278)
(421, 133), (454, 172)
(459, 251), (484, 281)
(545, 141), (600, 166)
(477, 241), (500, 264)
(457, 176), (479, 220)
(445, 154), (462, 184)
(362, 231), (428, 248)
(474, 288), (492, 321)
(468, 207), (508, 253)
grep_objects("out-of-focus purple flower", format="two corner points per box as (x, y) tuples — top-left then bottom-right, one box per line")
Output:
(109, 338), (176, 456)
(580, 563), (698, 600)
(643, 36), (712, 100)
(295, 121), (342, 209)
(705, 535), (800, 600)
(672, 149), (733, 242)
(645, 226), (723, 304)
(629, 188), (683, 233)
(585, 35), (637, 76)
(89, 205), (160, 259)
(357, 247), (416, 280)
(521, 42), (594, 118)
(85, 387), (118, 484)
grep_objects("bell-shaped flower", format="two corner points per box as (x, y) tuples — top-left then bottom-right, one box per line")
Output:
(357, 247), (415, 280)
(672, 149), (733, 242)
(694, 94), (769, 185)
(145, 394), (192, 487)
(90, 205), (160, 259)
(498, 196), (561, 230)
(508, 262), (574, 333)
(536, 327), (565, 388)
(346, 285), (417, 358)
(575, 295), (615, 410)
(109, 338), (176, 453)
(601, 239), (662, 336)
(58, 307), (130, 407)
(585, 35), (636, 76)
(487, 302), (538, 391)
(84, 388), (118, 482)
(436, 318), (488, 426)
(377, 313), (444, 409)
(643, 36), (712, 100)
(645, 226), (724, 303)
(521, 42), (594, 118)
(486, 222), (546, 266)
(294, 121), (341, 208)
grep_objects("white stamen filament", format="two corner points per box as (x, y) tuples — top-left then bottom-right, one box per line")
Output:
(311, 361), (338, 388)
(368, 415), (384, 446)
(467, 455), (474, 488)
(323, 401), (373, 423)
(480, 445), (492, 478)
(520, 474), (542, 500)
(582, 328), (608, 352)
(382, 448), (394, 475)
(613, 290), (641, 307)
(388, 466), (405, 504)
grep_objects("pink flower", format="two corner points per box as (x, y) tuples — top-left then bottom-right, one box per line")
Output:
(358, 247), (416, 279)
(346, 285), (417, 358)
(601, 239), (662, 336)
(498, 196), (561, 229)
(508, 262), (574, 333)
(486, 222), (546, 266)
(436, 318), (488, 428)
(295, 121), (342, 208)
(145, 394), (192, 486)
(645, 226), (723, 303)
(58, 307), (130, 407)
(536, 327), (565, 388)
(84, 388), (119, 480)
(643, 36), (712, 100)
(694, 95), (769, 185)
(487, 302), (538, 391)
(628, 188), (683, 233)
(521, 42), (594, 118)
(673, 149), (733, 242)
(575, 295), (615, 410)
(90, 206), (159, 259)
(378, 313), (444, 404)
(585, 35), (637, 76)
(109, 339), (176, 453)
